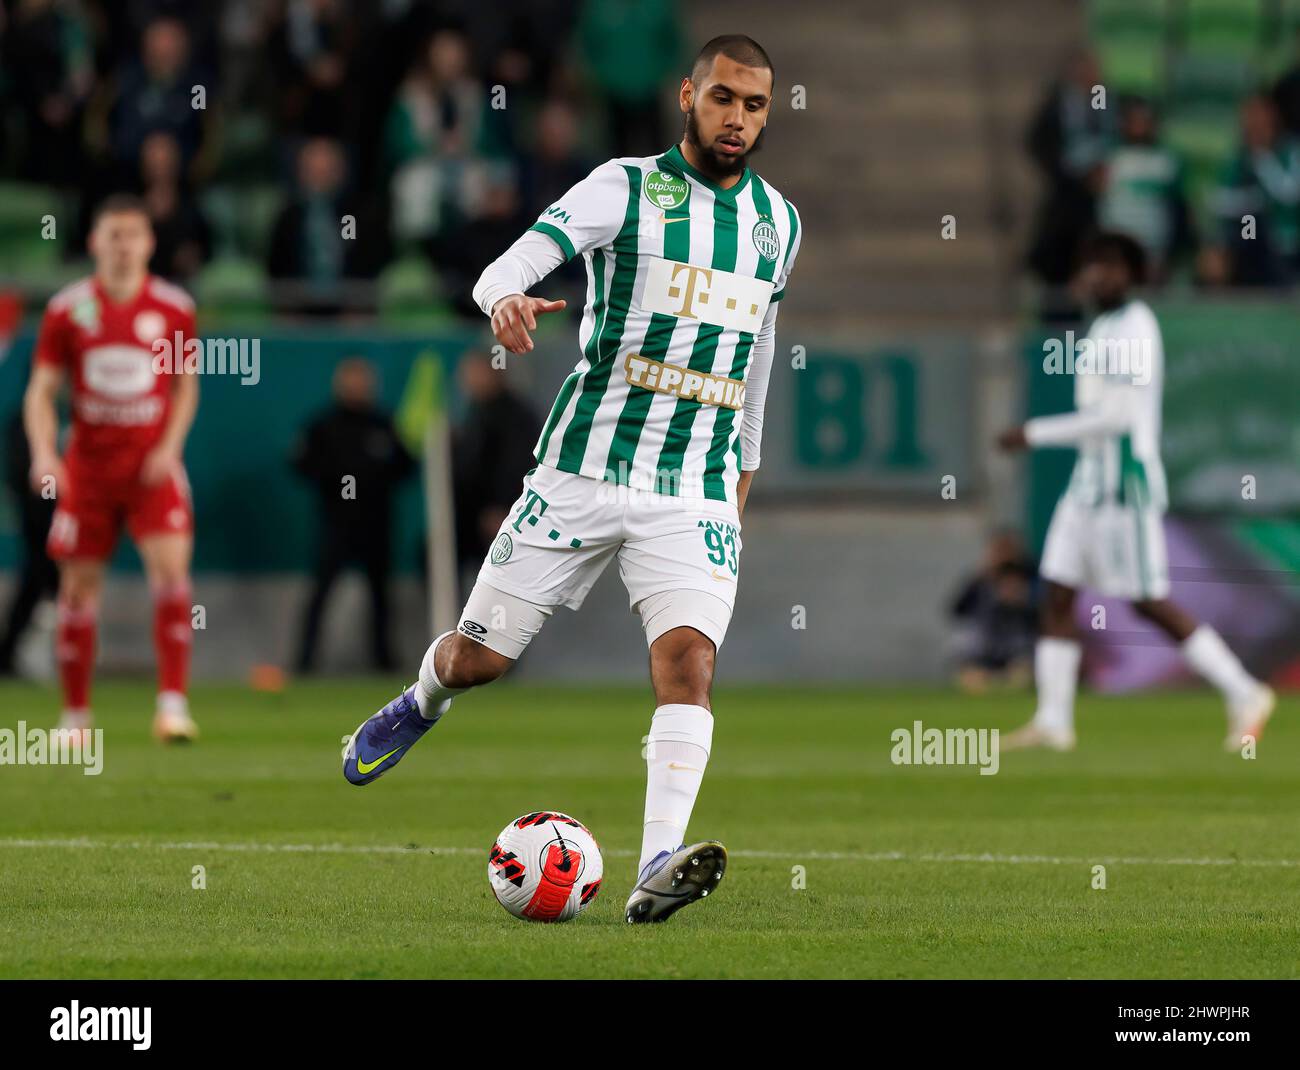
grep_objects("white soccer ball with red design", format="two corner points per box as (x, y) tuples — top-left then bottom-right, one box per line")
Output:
(488, 811), (604, 922)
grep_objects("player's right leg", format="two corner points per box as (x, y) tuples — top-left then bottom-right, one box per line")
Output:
(340, 584), (543, 785)
(45, 476), (118, 739)
(1003, 498), (1086, 752)
(342, 463), (620, 786)
(52, 558), (104, 739)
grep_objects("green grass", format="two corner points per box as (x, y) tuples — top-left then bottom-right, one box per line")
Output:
(0, 679), (1297, 978)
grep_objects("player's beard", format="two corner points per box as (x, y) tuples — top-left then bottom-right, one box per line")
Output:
(683, 104), (764, 181)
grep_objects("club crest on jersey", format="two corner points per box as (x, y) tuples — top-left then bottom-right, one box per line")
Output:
(751, 216), (780, 262)
(71, 297), (100, 333)
(643, 169), (689, 211)
(490, 532), (513, 564)
(134, 310), (167, 344)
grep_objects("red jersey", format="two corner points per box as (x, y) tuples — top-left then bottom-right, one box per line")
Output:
(35, 275), (196, 481)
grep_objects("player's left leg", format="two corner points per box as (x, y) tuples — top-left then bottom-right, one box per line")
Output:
(1001, 580), (1082, 751)
(618, 490), (740, 923)
(1003, 495), (1089, 752)
(623, 619), (728, 923)
(1131, 598), (1275, 751)
(129, 465), (197, 742)
(136, 532), (197, 742)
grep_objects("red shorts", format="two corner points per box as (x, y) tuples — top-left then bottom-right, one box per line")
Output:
(47, 462), (193, 561)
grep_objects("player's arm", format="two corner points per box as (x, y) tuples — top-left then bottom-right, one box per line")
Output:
(23, 362), (67, 494)
(997, 382), (1138, 451)
(474, 160), (629, 354)
(738, 204), (801, 521)
(737, 302), (781, 521)
(474, 231), (569, 354)
(141, 367), (199, 486)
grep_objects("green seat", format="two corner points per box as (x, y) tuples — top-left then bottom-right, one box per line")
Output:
(1091, 1), (1173, 98)
(0, 182), (66, 274)
(1183, 0), (1266, 58)
(378, 255), (453, 328)
(21, 258), (93, 297)
(1168, 51), (1255, 109)
(1090, 0), (1168, 42)
(193, 255), (273, 323)
(1164, 106), (1238, 165)
(1099, 40), (1165, 96)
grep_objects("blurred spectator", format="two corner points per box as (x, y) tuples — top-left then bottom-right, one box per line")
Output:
(105, 16), (208, 180)
(137, 131), (211, 281)
(1026, 49), (1117, 316)
(0, 405), (58, 676)
(520, 98), (591, 210)
(429, 167), (527, 318)
(1212, 94), (1300, 286)
(948, 532), (1039, 694)
(268, 0), (355, 140)
(386, 28), (488, 250)
(516, 98), (592, 312)
(452, 351), (541, 582)
(268, 137), (386, 315)
(1, 0), (95, 187)
(1273, 29), (1300, 137)
(291, 358), (415, 674)
(577, 0), (683, 158)
(1097, 97), (1193, 284)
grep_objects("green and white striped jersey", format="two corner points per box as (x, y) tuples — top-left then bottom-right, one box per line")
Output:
(525, 144), (801, 504)
(1026, 299), (1169, 511)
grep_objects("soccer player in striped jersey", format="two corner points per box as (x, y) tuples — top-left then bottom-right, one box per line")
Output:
(997, 232), (1275, 752)
(344, 35), (799, 922)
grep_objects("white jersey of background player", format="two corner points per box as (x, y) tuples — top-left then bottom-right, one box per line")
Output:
(343, 36), (800, 923)
(997, 232), (1274, 753)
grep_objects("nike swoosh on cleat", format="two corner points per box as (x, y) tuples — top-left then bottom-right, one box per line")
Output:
(355, 746), (405, 775)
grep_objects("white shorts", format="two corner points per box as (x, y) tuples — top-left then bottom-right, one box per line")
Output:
(474, 464), (743, 649)
(1040, 497), (1170, 600)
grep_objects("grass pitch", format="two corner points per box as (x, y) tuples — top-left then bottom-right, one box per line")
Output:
(0, 678), (1296, 979)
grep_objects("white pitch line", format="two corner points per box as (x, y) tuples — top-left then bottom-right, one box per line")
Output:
(0, 838), (1297, 869)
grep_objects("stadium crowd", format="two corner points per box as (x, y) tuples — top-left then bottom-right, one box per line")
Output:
(0, 0), (686, 318)
(1026, 37), (1300, 315)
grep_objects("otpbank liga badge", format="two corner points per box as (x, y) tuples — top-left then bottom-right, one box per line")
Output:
(643, 170), (689, 211)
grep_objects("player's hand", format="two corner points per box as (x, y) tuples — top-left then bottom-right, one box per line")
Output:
(29, 451), (67, 497)
(140, 445), (180, 486)
(996, 427), (1029, 452)
(491, 294), (567, 354)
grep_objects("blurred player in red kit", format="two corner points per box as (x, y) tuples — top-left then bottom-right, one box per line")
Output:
(23, 194), (200, 742)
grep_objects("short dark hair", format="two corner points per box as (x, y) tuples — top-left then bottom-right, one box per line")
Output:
(691, 34), (774, 92)
(91, 193), (151, 228)
(1080, 230), (1147, 285)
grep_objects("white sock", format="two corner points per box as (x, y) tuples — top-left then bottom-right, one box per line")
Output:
(157, 690), (188, 717)
(415, 631), (466, 720)
(1032, 637), (1081, 734)
(639, 704), (713, 876)
(1181, 625), (1259, 710)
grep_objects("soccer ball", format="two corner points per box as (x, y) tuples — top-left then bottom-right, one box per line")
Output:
(487, 811), (604, 922)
